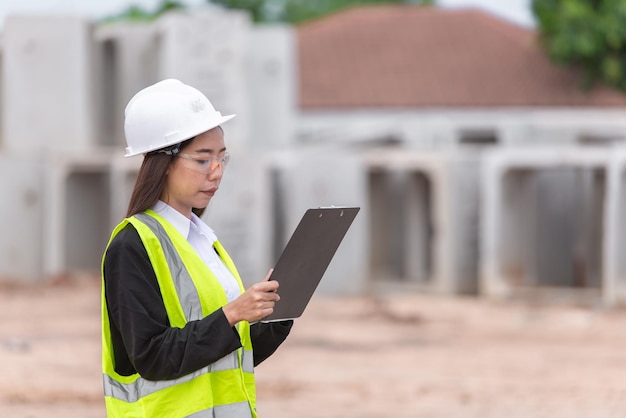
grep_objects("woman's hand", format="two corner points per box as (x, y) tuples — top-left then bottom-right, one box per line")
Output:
(222, 269), (280, 326)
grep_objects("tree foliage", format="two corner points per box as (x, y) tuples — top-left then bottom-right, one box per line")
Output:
(208, 0), (434, 24)
(101, 0), (185, 23)
(532, 0), (626, 91)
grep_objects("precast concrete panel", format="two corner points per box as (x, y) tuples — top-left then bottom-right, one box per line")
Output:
(448, 156), (483, 294)
(0, 155), (44, 282)
(247, 25), (297, 151)
(44, 154), (116, 278)
(604, 149), (626, 306)
(157, 10), (252, 150)
(278, 148), (368, 295)
(94, 22), (161, 148)
(480, 148), (608, 300)
(2, 16), (95, 152)
(364, 149), (480, 295)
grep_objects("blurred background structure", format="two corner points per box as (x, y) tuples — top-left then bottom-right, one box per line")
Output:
(5, 2), (626, 418)
(1, 0), (626, 309)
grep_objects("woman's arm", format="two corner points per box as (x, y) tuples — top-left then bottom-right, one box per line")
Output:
(250, 320), (293, 366)
(104, 224), (242, 381)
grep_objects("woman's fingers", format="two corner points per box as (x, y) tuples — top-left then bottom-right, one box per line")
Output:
(252, 280), (279, 294)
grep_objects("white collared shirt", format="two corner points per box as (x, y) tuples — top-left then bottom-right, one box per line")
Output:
(152, 201), (242, 303)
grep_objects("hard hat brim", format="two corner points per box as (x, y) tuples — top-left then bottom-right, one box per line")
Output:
(124, 113), (236, 157)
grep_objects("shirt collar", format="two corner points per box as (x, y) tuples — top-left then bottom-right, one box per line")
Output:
(190, 212), (218, 243)
(152, 200), (192, 239)
(151, 200), (217, 243)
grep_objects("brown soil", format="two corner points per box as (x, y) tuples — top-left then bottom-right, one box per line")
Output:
(2, 278), (626, 417)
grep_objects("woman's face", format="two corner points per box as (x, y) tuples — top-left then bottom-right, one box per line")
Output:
(161, 127), (227, 218)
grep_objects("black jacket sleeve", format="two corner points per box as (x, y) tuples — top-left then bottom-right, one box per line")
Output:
(104, 224), (242, 381)
(250, 320), (293, 366)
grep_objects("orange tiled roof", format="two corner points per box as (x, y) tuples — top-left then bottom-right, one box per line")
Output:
(297, 5), (626, 109)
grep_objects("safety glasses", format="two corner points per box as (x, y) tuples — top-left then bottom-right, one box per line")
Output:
(176, 152), (230, 174)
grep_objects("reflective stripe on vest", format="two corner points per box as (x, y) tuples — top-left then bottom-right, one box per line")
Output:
(103, 348), (254, 403)
(186, 401), (253, 418)
(102, 212), (257, 417)
(135, 213), (203, 321)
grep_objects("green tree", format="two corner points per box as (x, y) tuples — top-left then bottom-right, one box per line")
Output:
(208, 0), (434, 24)
(101, 0), (185, 23)
(532, 0), (626, 91)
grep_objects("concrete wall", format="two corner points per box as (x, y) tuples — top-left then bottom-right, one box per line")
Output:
(298, 108), (626, 149)
(2, 16), (96, 152)
(157, 10), (252, 150)
(94, 22), (161, 148)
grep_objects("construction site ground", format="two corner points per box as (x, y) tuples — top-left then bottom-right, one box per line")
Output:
(2, 277), (626, 418)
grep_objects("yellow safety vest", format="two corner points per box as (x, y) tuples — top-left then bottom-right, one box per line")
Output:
(101, 210), (257, 418)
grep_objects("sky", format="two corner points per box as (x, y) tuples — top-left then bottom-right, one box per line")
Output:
(0, 0), (535, 28)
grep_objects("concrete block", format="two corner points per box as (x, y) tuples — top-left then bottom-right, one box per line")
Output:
(2, 16), (96, 152)
(480, 147), (609, 299)
(363, 148), (481, 295)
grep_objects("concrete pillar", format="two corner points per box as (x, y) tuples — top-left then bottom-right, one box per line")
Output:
(247, 24), (297, 151)
(0, 154), (45, 282)
(603, 148), (626, 306)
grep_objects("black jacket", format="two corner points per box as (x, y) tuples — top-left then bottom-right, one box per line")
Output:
(103, 224), (292, 381)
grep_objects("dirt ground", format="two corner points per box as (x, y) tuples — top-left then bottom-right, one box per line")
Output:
(2, 278), (626, 418)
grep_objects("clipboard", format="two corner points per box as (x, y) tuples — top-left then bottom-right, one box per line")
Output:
(261, 206), (360, 322)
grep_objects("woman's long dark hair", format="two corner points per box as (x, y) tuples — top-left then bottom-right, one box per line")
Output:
(126, 152), (171, 217)
(126, 138), (206, 218)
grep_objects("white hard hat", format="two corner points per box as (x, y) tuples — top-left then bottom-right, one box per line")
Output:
(123, 79), (235, 157)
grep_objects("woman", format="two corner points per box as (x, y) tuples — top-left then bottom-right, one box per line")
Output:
(101, 79), (292, 417)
